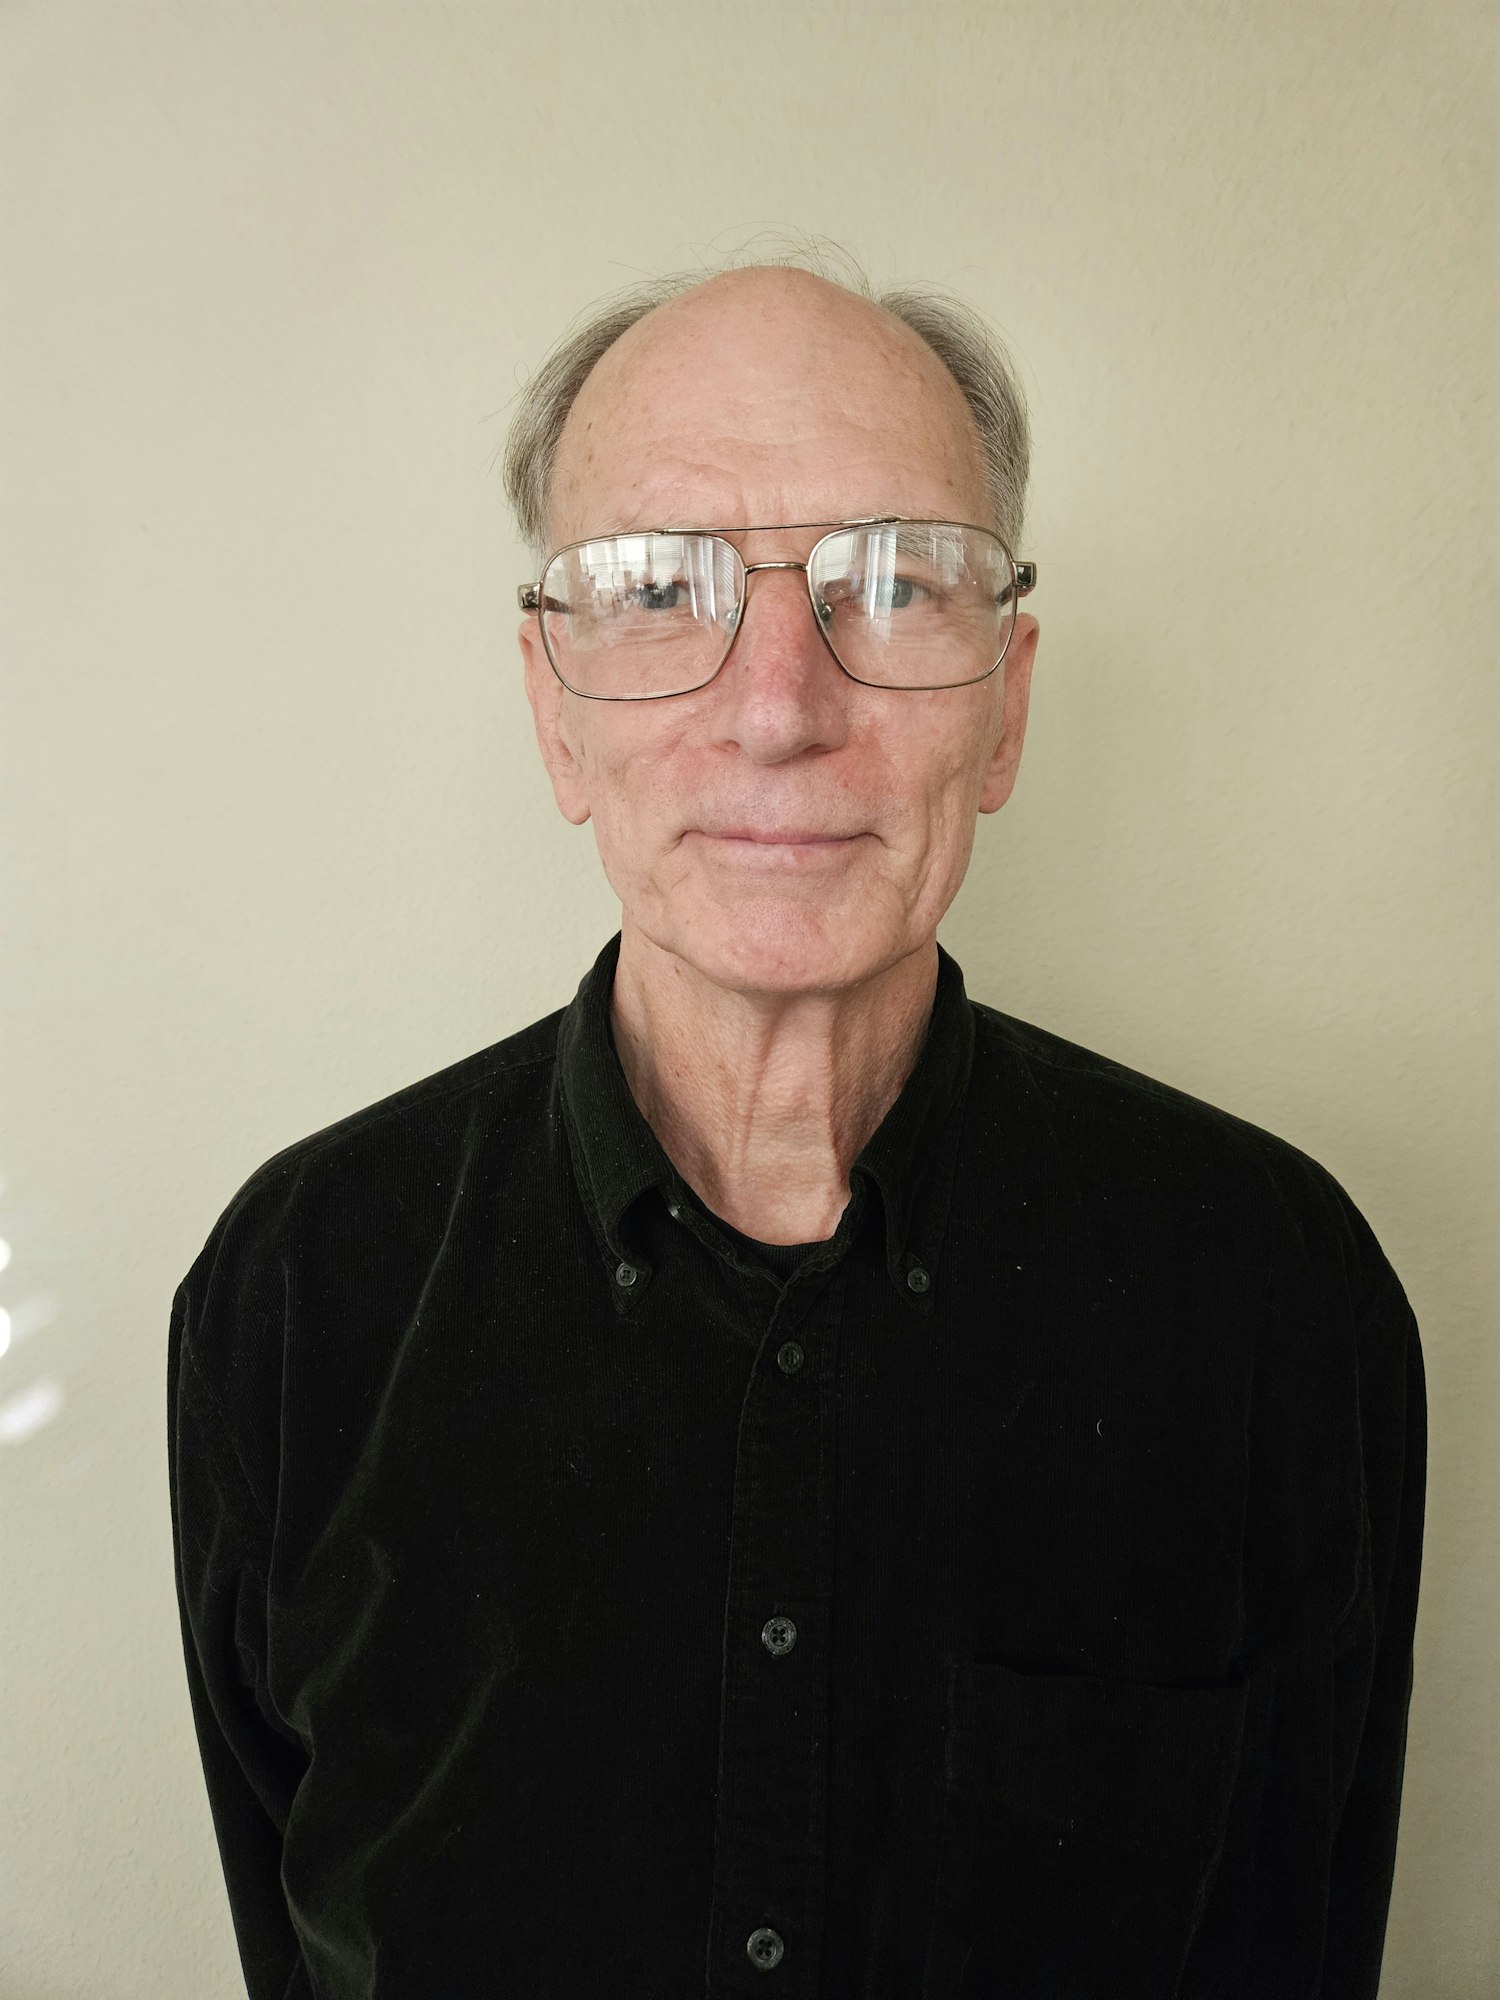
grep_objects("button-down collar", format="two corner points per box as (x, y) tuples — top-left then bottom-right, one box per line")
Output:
(554, 931), (975, 1310)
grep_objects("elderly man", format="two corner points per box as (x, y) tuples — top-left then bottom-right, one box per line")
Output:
(169, 262), (1425, 2000)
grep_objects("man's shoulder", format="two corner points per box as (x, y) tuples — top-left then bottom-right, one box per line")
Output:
(968, 997), (1401, 1315)
(972, 995), (1311, 1159)
(175, 1002), (568, 1303)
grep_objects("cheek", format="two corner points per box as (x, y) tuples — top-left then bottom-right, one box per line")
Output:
(869, 724), (986, 848)
(575, 726), (687, 874)
(924, 701), (1002, 822)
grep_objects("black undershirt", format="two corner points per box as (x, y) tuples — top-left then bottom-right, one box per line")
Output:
(707, 1210), (830, 1281)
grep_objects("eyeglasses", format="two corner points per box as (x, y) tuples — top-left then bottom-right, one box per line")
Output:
(518, 516), (1037, 700)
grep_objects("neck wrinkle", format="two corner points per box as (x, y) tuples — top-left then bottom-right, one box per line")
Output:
(608, 926), (939, 1245)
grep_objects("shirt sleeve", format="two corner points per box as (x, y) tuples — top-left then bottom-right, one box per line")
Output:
(1317, 1266), (1428, 2000)
(168, 1273), (314, 2000)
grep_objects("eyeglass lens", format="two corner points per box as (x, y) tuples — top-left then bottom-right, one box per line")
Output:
(538, 523), (1017, 697)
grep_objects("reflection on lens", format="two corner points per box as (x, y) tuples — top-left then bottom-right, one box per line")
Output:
(809, 523), (1015, 686)
(541, 534), (741, 697)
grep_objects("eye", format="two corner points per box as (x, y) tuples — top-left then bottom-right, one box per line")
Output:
(876, 575), (927, 611)
(629, 579), (686, 612)
(821, 573), (931, 615)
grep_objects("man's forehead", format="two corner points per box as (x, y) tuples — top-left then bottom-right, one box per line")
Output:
(552, 304), (988, 540)
(568, 282), (971, 442)
(550, 471), (983, 548)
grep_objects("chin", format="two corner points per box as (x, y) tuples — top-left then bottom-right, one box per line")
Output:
(655, 899), (895, 998)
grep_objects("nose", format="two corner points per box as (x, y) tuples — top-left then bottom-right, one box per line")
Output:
(711, 560), (849, 761)
(730, 558), (832, 648)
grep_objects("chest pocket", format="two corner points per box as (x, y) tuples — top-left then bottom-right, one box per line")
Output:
(924, 1657), (1249, 1999)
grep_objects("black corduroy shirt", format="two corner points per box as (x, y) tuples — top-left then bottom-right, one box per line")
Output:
(168, 932), (1426, 2000)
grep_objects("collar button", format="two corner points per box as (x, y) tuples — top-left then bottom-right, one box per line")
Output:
(615, 1261), (640, 1288)
(906, 1264), (931, 1295)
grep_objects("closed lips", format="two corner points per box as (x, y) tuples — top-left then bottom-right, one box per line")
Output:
(703, 828), (855, 842)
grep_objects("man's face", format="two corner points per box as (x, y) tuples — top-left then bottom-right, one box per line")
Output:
(518, 267), (1039, 998)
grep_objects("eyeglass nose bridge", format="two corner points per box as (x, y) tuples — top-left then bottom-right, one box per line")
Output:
(733, 555), (833, 628)
(722, 554), (845, 672)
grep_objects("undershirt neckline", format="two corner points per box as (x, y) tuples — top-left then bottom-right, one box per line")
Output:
(703, 1207), (831, 1280)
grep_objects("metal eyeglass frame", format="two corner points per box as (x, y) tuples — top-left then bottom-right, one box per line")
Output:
(517, 515), (1038, 699)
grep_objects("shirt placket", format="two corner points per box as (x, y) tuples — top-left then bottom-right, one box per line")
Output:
(701, 1243), (852, 1997)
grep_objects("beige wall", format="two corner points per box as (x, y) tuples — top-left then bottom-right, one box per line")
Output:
(1, 2), (1493, 1993)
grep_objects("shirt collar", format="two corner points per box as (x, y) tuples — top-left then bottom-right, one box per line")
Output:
(554, 931), (975, 1310)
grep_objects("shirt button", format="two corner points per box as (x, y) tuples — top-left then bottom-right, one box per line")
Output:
(746, 1926), (785, 1970)
(614, 1261), (639, 1288)
(906, 1264), (931, 1294)
(761, 1614), (797, 1655)
(667, 1202), (682, 1220)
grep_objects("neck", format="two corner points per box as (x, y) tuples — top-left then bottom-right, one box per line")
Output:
(608, 922), (939, 1245)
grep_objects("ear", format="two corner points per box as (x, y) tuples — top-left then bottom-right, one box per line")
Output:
(978, 615), (1039, 815)
(519, 617), (591, 826)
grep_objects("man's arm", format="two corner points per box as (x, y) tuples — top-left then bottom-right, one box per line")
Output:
(168, 1277), (312, 2000)
(1318, 1268), (1428, 1999)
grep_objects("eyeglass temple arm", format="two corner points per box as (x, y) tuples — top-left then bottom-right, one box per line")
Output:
(519, 561), (1037, 614)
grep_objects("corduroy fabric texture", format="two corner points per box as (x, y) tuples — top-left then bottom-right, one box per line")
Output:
(167, 932), (1426, 1998)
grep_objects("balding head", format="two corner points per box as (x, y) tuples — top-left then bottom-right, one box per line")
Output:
(546, 264), (993, 552)
(503, 256), (1031, 565)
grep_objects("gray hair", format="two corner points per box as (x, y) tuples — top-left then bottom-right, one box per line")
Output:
(500, 237), (1031, 565)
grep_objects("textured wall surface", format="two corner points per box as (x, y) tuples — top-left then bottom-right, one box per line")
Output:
(0, 2), (1492, 1994)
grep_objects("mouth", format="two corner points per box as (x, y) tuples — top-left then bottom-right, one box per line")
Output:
(697, 827), (859, 845)
(690, 828), (863, 865)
